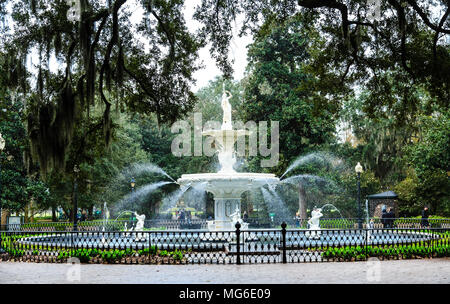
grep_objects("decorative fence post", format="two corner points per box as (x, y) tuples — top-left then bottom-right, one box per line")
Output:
(365, 228), (368, 261)
(281, 222), (287, 263)
(148, 231), (152, 262)
(235, 222), (241, 265)
(70, 231), (74, 257)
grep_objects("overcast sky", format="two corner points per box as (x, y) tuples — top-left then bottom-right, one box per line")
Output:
(182, 1), (252, 92)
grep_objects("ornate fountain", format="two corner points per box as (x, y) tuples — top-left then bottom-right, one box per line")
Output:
(177, 84), (279, 231)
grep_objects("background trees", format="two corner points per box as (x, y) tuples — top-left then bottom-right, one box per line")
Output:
(0, 0), (201, 177)
(195, 0), (450, 119)
(241, 16), (336, 176)
(399, 112), (450, 215)
(0, 82), (50, 219)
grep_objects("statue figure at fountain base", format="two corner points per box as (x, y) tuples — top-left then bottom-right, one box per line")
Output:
(229, 207), (249, 231)
(133, 212), (146, 241)
(306, 207), (323, 239)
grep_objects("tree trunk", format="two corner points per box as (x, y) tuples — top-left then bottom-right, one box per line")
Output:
(1, 209), (9, 227)
(88, 205), (93, 221)
(52, 206), (57, 222)
(24, 204), (29, 223)
(298, 183), (307, 219)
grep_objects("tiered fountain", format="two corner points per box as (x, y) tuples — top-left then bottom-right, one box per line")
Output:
(177, 85), (279, 231)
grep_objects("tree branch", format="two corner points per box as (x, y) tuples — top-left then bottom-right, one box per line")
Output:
(433, 7), (450, 59)
(297, 0), (349, 39)
(406, 0), (450, 34)
(388, 0), (414, 78)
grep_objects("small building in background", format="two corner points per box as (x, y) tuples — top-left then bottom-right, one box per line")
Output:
(367, 190), (399, 218)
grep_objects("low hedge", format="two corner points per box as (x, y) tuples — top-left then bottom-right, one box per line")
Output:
(321, 243), (450, 261)
(1, 245), (188, 264)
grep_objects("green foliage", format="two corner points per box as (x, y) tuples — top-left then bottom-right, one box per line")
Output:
(242, 17), (335, 174)
(195, 1), (450, 118)
(401, 112), (450, 216)
(339, 92), (419, 183)
(1, 0), (201, 177)
(322, 243), (450, 261)
(0, 92), (51, 213)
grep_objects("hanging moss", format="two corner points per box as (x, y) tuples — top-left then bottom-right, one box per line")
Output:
(53, 32), (62, 57)
(27, 82), (77, 177)
(30, 0), (37, 14)
(103, 103), (112, 146)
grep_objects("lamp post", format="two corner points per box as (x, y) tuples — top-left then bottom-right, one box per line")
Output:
(0, 133), (5, 253)
(130, 177), (136, 192)
(355, 162), (363, 229)
(73, 165), (80, 231)
(130, 177), (136, 221)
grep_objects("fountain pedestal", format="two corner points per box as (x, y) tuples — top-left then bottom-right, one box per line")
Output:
(213, 198), (240, 230)
(178, 173), (278, 231)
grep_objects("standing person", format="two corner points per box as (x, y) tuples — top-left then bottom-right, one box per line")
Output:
(295, 211), (300, 228)
(386, 207), (395, 228)
(421, 206), (430, 228)
(179, 209), (185, 221)
(81, 209), (87, 222)
(186, 210), (192, 225)
(243, 211), (248, 223)
(381, 206), (388, 228)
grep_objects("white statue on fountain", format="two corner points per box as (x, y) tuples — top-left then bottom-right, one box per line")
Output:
(133, 212), (146, 241)
(134, 212), (145, 230)
(221, 83), (233, 131)
(306, 207), (323, 239)
(229, 207), (249, 230)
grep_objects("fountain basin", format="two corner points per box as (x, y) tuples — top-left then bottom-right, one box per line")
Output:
(178, 172), (279, 195)
(178, 173), (279, 231)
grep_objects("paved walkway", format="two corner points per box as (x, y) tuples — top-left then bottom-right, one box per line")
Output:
(0, 258), (449, 284)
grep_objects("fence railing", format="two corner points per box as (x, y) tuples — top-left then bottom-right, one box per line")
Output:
(3, 219), (209, 232)
(5, 217), (450, 232)
(1, 225), (449, 264)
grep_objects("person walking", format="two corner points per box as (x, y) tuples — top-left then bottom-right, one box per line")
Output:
(386, 207), (395, 228)
(186, 210), (192, 225)
(421, 206), (430, 228)
(243, 211), (248, 223)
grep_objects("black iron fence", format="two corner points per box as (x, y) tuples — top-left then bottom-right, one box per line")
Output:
(1, 224), (449, 264)
(5, 217), (450, 232)
(3, 218), (209, 232)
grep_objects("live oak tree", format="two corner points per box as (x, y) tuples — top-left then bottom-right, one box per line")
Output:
(241, 17), (335, 175)
(0, 0), (201, 177)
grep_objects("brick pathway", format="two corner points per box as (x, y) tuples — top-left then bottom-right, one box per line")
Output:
(0, 258), (449, 284)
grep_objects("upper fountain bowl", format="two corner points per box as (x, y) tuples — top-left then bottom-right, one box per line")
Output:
(177, 172), (279, 199)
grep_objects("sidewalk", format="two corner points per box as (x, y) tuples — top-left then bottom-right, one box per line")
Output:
(0, 258), (449, 284)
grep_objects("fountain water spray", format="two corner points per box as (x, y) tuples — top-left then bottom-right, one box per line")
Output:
(125, 162), (176, 182)
(113, 181), (173, 213)
(280, 151), (343, 180)
(159, 183), (192, 214)
(319, 203), (344, 218)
